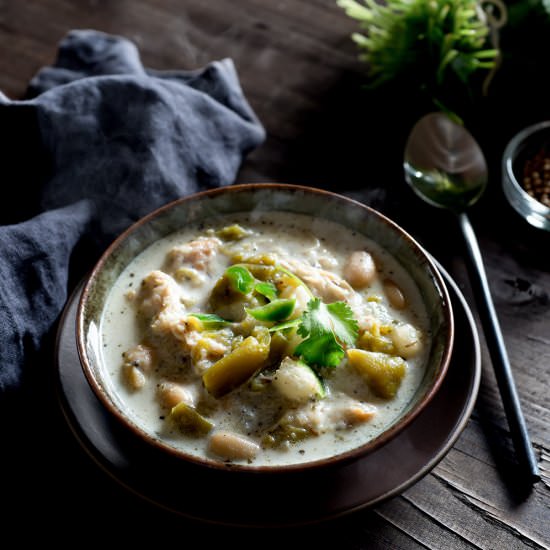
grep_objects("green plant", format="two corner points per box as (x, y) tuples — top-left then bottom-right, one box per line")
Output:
(337, 0), (500, 119)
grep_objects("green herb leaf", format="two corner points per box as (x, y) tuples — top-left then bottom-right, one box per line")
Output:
(295, 332), (346, 368)
(325, 301), (359, 346)
(254, 281), (278, 301)
(337, 0), (500, 120)
(225, 265), (256, 294)
(189, 313), (230, 329)
(246, 299), (296, 322)
(294, 298), (359, 368)
(269, 318), (302, 332)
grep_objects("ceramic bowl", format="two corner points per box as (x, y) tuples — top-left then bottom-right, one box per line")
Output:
(502, 121), (550, 231)
(77, 183), (454, 473)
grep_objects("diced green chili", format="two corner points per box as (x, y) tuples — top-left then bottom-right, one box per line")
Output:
(254, 281), (278, 301)
(246, 299), (295, 322)
(189, 313), (230, 329)
(203, 334), (270, 398)
(169, 402), (214, 436)
(225, 265), (256, 294)
(216, 224), (250, 241)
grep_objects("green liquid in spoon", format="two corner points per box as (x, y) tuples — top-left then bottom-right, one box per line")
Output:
(404, 162), (486, 211)
(403, 112), (487, 212)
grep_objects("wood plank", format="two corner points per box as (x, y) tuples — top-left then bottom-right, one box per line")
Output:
(435, 426), (550, 547)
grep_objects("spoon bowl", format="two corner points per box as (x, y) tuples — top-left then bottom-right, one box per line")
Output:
(404, 112), (488, 211)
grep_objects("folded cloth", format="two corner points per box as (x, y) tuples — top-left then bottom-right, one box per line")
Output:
(0, 29), (265, 395)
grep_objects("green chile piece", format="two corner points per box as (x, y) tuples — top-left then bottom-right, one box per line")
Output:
(202, 333), (270, 398)
(170, 402), (214, 436)
(225, 265), (256, 294)
(254, 281), (278, 301)
(216, 224), (250, 241)
(189, 313), (230, 329)
(262, 423), (313, 448)
(347, 348), (406, 399)
(246, 299), (295, 322)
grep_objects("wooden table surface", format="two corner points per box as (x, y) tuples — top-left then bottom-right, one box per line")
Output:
(2, 1), (549, 547)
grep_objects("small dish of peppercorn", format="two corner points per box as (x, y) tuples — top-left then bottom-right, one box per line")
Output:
(502, 120), (550, 231)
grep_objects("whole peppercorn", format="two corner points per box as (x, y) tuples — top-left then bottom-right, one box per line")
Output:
(522, 146), (550, 207)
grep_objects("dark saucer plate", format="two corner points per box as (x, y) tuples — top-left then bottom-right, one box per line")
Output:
(55, 264), (480, 527)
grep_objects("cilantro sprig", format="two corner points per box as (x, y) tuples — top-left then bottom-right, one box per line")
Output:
(200, 263), (359, 369)
(294, 298), (358, 368)
(271, 297), (359, 368)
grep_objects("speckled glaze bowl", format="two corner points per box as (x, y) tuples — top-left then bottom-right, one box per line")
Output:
(77, 183), (454, 473)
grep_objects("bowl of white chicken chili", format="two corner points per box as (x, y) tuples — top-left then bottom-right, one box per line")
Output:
(77, 184), (454, 472)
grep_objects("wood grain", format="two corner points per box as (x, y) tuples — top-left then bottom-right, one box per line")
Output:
(1, 1), (548, 547)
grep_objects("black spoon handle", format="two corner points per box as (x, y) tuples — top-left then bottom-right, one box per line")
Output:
(458, 212), (539, 483)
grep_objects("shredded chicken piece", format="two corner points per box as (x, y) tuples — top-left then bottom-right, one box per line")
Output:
(280, 259), (354, 302)
(136, 270), (182, 319)
(191, 334), (230, 375)
(134, 270), (202, 358)
(164, 237), (221, 273)
(325, 398), (377, 428)
(348, 293), (377, 332)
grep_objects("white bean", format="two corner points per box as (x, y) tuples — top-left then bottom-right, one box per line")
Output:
(391, 323), (422, 358)
(122, 344), (155, 390)
(122, 344), (154, 374)
(384, 279), (406, 309)
(123, 365), (146, 390)
(157, 381), (195, 409)
(343, 251), (376, 289)
(208, 431), (260, 461)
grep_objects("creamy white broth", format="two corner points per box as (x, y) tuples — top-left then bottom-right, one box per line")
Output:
(100, 212), (430, 466)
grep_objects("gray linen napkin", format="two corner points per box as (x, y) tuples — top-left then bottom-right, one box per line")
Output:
(0, 29), (265, 395)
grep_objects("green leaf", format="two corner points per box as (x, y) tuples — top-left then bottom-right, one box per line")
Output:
(337, 0), (499, 120)
(269, 318), (301, 332)
(246, 299), (296, 322)
(225, 265), (256, 294)
(254, 281), (278, 301)
(326, 302), (359, 346)
(295, 332), (345, 368)
(189, 313), (230, 329)
(294, 298), (359, 368)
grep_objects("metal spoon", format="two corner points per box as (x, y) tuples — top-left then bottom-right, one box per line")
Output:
(404, 112), (540, 484)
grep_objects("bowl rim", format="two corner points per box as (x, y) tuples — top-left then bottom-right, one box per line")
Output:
(76, 182), (454, 474)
